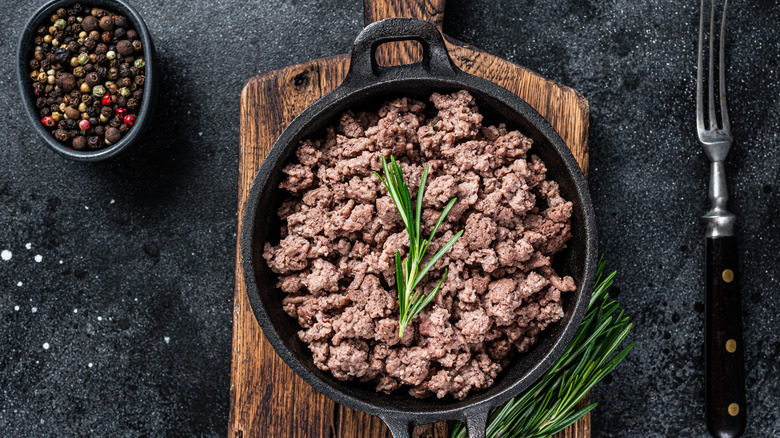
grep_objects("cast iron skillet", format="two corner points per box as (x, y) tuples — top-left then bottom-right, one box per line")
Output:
(242, 18), (597, 438)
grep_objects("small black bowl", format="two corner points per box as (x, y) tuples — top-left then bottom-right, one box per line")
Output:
(17, 0), (157, 161)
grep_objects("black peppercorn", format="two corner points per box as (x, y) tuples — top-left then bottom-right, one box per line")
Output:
(126, 30), (138, 41)
(87, 107), (97, 117)
(84, 38), (96, 51)
(131, 40), (142, 52)
(96, 53), (107, 65)
(101, 31), (112, 44)
(100, 106), (113, 118)
(29, 59), (40, 70)
(118, 124), (129, 134)
(54, 129), (69, 142)
(129, 66), (139, 77)
(85, 72), (100, 87)
(54, 48), (69, 63)
(132, 90), (142, 100)
(114, 15), (129, 28)
(55, 73), (76, 92)
(126, 98), (138, 110)
(93, 125), (105, 136)
(114, 27), (126, 39)
(84, 63), (94, 73)
(117, 96), (127, 108)
(40, 107), (51, 116)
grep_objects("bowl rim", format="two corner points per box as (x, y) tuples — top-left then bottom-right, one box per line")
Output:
(240, 67), (599, 425)
(16, 0), (156, 161)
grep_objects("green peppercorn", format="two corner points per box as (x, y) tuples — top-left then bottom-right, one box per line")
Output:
(134, 58), (145, 69)
(54, 19), (66, 30)
(92, 85), (106, 96)
(77, 53), (89, 65)
(119, 87), (131, 98)
(73, 66), (85, 78)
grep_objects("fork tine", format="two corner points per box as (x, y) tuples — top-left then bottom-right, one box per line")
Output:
(708, 0), (718, 130)
(719, 0), (730, 132)
(697, 0), (706, 134)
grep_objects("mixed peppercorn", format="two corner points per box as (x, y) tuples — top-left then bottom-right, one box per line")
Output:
(28, 4), (144, 150)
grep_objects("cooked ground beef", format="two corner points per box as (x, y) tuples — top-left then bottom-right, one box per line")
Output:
(263, 90), (576, 400)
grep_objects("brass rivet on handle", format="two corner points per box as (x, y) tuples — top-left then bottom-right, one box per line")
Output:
(728, 403), (740, 416)
(722, 269), (734, 283)
(726, 339), (737, 353)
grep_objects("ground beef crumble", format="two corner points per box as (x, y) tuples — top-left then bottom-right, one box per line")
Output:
(263, 90), (576, 400)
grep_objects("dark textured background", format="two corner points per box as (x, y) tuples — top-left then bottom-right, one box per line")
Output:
(1, 0), (778, 436)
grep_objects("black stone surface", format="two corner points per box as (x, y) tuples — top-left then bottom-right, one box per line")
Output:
(1, 0), (778, 436)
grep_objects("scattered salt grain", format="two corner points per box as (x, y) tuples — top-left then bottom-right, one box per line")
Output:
(17, 281), (22, 287)
(43, 343), (50, 350)
(32, 307), (37, 313)
(14, 306), (19, 311)
(1, 250), (11, 261)
(34, 255), (42, 263)
(164, 336), (170, 344)
(25, 243), (32, 250)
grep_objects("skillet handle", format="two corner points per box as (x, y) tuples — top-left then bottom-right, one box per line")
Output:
(463, 406), (490, 438)
(344, 17), (458, 85)
(381, 416), (413, 438)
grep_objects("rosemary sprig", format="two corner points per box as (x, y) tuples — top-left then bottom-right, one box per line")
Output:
(374, 156), (464, 338)
(451, 257), (633, 438)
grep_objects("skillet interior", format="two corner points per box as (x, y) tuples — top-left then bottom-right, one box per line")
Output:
(242, 73), (596, 421)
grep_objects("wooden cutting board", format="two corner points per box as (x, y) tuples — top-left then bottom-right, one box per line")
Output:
(229, 1), (590, 437)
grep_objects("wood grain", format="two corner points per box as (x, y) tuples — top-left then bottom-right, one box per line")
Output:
(229, 2), (590, 437)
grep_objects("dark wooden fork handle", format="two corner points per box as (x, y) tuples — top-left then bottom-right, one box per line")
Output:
(705, 235), (746, 438)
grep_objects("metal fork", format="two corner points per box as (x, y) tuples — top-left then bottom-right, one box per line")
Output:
(696, 0), (746, 436)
